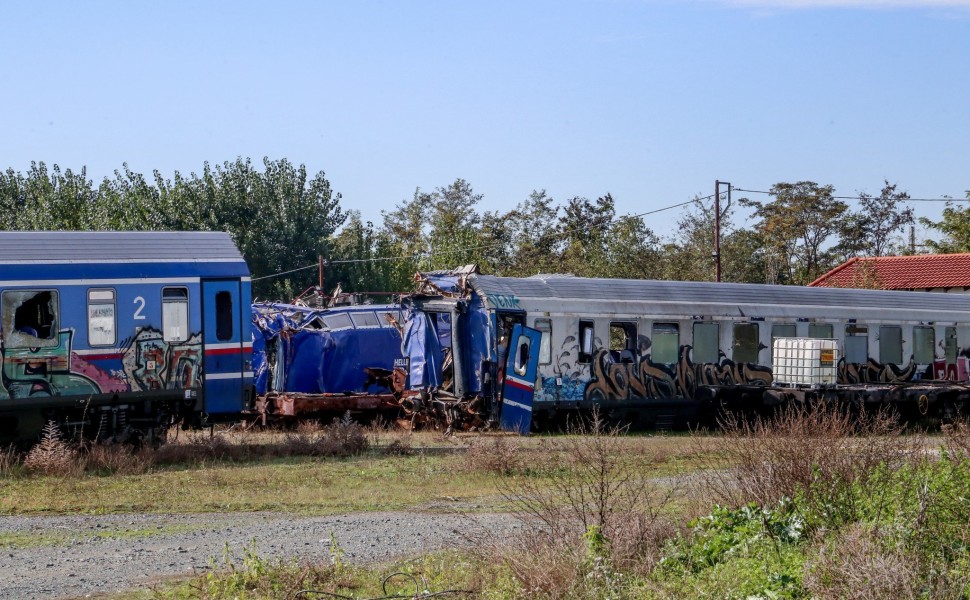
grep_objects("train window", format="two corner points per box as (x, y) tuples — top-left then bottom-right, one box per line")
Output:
(87, 289), (116, 346)
(162, 287), (189, 342)
(845, 325), (868, 364)
(535, 318), (552, 365)
(809, 323), (834, 339)
(771, 323), (796, 342)
(692, 322), (719, 363)
(914, 326), (935, 364)
(215, 291), (233, 341)
(514, 334), (531, 376)
(610, 322), (637, 352)
(946, 327), (958, 363)
(322, 313), (353, 330)
(578, 320), (595, 363)
(431, 312), (452, 348)
(349, 311), (380, 328)
(2, 289), (59, 348)
(733, 323), (760, 364)
(652, 323), (679, 364)
(879, 325), (903, 364)
(380, 310), (404, 329)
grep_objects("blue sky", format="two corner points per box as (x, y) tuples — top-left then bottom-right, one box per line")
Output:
(2, 0), (968, 236)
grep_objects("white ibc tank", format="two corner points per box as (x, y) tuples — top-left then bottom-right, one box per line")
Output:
(772, 337), (839, 386)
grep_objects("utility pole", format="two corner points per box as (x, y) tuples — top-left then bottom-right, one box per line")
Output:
(714, 181), (731, 282)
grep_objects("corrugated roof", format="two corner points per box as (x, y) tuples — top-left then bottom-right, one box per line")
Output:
(0, 231), (245, 264)
(808, 254), (970, 290)
(468, 273), (970, 312)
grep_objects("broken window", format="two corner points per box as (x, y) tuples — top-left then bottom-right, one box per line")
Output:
(162, 287), (189, 342)
(87, 289), (117, 346)
(733, 323), (760, 364)
(3, 289), (59, 348)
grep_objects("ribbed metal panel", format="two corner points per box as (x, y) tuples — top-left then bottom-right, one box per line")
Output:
(0, 231), (245, 263)
(468, 274), (970, 313)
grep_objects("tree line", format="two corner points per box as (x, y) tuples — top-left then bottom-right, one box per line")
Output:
(1, 158), (967, 299)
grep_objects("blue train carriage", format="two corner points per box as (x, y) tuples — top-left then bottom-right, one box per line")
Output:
(0, 231), (253, 443)
(250, 302), (407, 420)
(402, 266), (970, 432)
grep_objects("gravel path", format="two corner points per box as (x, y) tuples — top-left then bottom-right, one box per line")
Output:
(0, 511), (520, 600)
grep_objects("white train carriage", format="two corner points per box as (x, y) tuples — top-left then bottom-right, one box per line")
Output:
(402, 268), (970, 430)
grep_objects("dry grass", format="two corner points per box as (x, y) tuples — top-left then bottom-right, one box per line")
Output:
(481, 414), (680, 598)
(461, 434), (523, 475)
(692, 404), (922, 508)
(804, 523), (968, 600)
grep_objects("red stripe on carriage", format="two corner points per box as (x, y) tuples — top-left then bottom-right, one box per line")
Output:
(505, 377), (534, 392)
(81, 352), (123, 361)
(205, 346), (244, 356)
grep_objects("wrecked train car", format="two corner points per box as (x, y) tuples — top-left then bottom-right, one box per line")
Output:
(402, 266), (970, 432)
(0, 231), (253, 443)
(251, 303), (407, 420)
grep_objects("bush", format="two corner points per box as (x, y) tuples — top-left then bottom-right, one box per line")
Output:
(693, 404), (920, 511)
(462, 434), (522, 475)
(23, 422), (79, 476)
(487, 413), (678, 598)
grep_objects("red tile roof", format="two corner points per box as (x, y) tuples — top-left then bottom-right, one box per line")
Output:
(808, 254), (970, 290)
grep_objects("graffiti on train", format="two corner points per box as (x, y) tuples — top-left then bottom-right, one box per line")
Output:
(837, 357), (918, 384)
(583, 346), (773, 403)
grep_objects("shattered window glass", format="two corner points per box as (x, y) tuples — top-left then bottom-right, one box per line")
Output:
(2, 290), (59, 348)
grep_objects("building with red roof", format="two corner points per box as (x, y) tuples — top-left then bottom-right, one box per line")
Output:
(808, 254), (970, 293)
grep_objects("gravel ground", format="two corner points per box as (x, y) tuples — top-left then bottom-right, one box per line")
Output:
(0, 511), (520, 600)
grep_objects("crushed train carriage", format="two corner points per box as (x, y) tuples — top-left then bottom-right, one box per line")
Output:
(399, 266), (970, 431)
(250, 302), (408, 421)
(0, 231), (253, 443)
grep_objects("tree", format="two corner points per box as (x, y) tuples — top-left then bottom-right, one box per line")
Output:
(740, 182), (848, 285)
(557, 194), (616, 277)
(837, 181), (913, 259)
(921, 192), (970, 254)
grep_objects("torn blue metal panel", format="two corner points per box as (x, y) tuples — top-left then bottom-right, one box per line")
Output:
(251, 303), (404, 396)
(402, 306), (444, 388)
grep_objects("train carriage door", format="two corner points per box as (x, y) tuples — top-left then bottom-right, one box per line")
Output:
(500, 324), (542, 434)
(201, 279), (244, 414)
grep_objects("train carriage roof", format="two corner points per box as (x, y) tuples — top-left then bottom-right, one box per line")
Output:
(466, 273), (970, 319)
(0, 231), (248, 279)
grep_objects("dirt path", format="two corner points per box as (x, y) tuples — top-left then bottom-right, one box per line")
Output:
(0, 511), (520, 599)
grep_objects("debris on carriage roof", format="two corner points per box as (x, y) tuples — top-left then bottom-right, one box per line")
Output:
(808, 254), (970, 291)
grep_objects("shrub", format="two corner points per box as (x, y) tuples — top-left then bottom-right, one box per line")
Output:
(23, 422), (79, 476)
(693, 404), (920, 510)
(462, 434), (522, 475)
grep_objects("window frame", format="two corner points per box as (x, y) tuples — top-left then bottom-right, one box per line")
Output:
(87, 287), (117, 347)
(214, 290), (234, 342)
(2, 288), (61, 349)
(879, 325), (903, 365)
(844, 324), (869, 364)
(651, 322), (680, 365)
(732, 322), (760, 364)
(808, 322), (834, 339)
(913, 326), (935, 365)
(578, 320), (595, 364)
(161, 286), (190, 343)
(535, 318), (552, 365)
(692, 321), (720, 364)
(609, 321), (638, 352)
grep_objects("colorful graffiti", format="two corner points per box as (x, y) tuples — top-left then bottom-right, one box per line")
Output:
(121, 327), (202, 391)
(0, 326), (203, 400)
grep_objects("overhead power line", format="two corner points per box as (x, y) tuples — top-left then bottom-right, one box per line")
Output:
(733, 187), (967, 203)
(252, 194), (716, 282)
